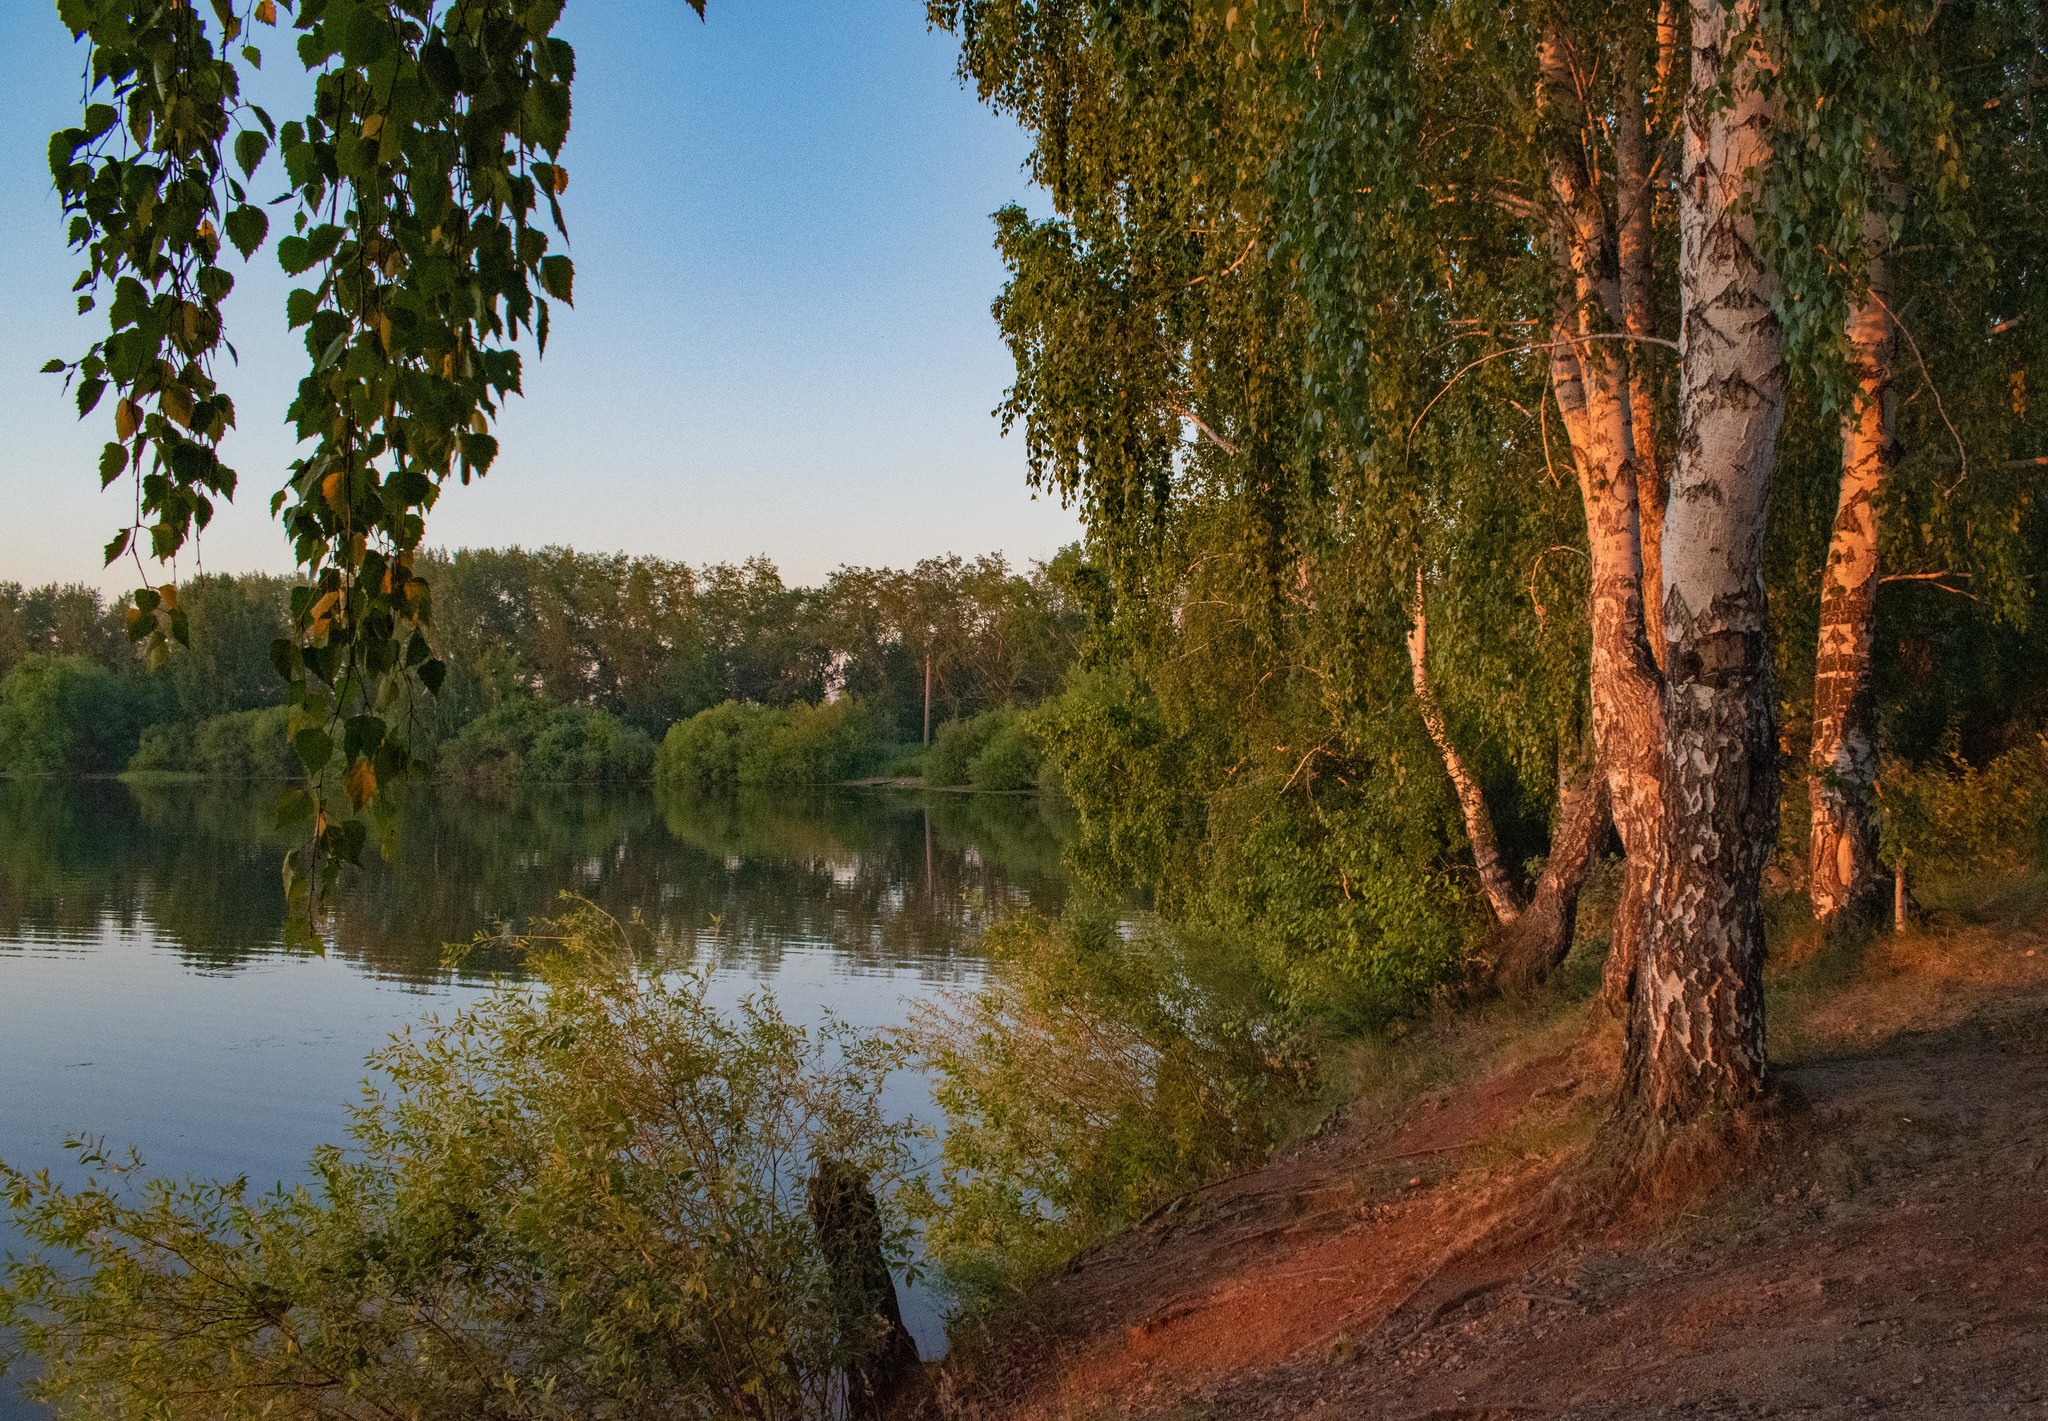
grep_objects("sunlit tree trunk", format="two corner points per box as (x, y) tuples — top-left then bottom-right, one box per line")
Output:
(1617, 0), (1784, 1146)
(1408, 573), (1523, 925)
(1410, 572), (1610, 987)
(1599, 41), (1673, 1019)
(1539, 24), (1667, 1018)
(1615, 46), (1669, 670)
(923, 647), (934, 746)
(1808, 196), (1894, 928)
(1491, 763), (1610, 989)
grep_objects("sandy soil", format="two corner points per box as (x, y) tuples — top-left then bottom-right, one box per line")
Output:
(918, 911), (2048, 1420)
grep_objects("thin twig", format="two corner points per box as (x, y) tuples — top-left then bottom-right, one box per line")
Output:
(1867, 287), (1970, 493)
(1880, 572), (1978, 600)
(1187, 237), (1260, 287)
(1170, 402), (1241, 455)
(1405, 332), (1677, 457)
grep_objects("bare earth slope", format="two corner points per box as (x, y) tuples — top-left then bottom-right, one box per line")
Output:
(925, 910), (2048, 1420)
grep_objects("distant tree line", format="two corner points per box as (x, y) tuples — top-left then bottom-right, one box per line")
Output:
(0, 548), (1087, 782)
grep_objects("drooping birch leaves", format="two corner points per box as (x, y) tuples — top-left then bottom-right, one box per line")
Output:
(48, 0), (700, 912)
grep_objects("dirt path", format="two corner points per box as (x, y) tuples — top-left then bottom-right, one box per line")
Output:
(925, 922), (2048, 1419)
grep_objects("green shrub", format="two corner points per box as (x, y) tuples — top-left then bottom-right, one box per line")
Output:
(0, 905), (918, 1421)
(656, 699), (777, 791)
(924, 713), (993, 787)
(743, 699), (874, 787)
(126, 721), (192, 774)
(524, 706), (656, 783)
(657, 699), (874, 792)
(191, 707), (295, 780)
(441, 701), (654, 785)
(906, 909), (1308, 1303)
(0, 654), (156, 775)
(926, 707), (1040, 790)
(1878, 735), (2048, 883)
(969, 712), (1041, 792)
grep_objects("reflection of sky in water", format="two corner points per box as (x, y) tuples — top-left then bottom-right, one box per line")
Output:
(0, 782), (1071, 1418)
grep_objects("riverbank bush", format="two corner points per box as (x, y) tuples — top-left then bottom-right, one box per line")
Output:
(655, 698), (874, 792)
(438, 700), (655, 785)
(0, 655), (157, 776)
(908, 908), (1310, 1304)
(0, 905), (919, 1421)
(925, 707), (1042, 791)
(128, 707), (296, 780)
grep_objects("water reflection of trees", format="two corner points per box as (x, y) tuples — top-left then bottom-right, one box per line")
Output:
(0, 780), (1071, 985)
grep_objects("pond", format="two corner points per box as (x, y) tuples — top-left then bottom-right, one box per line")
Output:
(0, 777), (1075, 1418)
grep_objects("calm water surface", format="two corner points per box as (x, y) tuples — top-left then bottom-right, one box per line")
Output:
(0, 778), (1074, 1415)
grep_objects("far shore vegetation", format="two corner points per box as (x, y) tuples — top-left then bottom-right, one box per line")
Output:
(0, 548), (1086, 793)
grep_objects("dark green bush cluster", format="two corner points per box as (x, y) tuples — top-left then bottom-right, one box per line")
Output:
(655, 698), (874, 792)
(0, 906), (918, 1421)
(924, 707), (1042, 791)
(0, 655), (158, 776)
(439, 700), (656, 785)
(1878, 734), (2048, 883)
(129, 707), (296, 780)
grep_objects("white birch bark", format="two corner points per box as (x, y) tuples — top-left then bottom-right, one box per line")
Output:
(1808, 196), (1894, 926)
(1620, 0), (1784, 1137)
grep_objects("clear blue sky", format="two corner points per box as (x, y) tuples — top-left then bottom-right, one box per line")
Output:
(0, 0), (1078, 591)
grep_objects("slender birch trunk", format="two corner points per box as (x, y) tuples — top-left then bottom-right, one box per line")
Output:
(1408, 574), (1524, 925)
(1808, 196), (1895, 927)
(1538, 25), (1667, 1017)
(1409, 572), (1610, 987)
(1600, 39), (1673, 1019)
(1614, 54), (1668, 669)
(1491, 763), (1610, 989)
(1617, 0), (1784, 1145)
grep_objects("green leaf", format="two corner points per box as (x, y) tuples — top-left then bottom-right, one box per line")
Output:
(103, 529), (130, 565)
(235, 130), (270, 179)
(226, 204), (270, 260)
(294, 727), (334, 775)
(460, 432), (499, 477)
(539, 255), (574, 304)
(99, 442), (128, 487)
(342, 10), (393, 65)
(41, 358), (65, 374)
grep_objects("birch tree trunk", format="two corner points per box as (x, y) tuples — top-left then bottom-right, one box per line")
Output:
(1410, 573), (1608, 986)
(1538, 25), (1667, 1018)
(1599, 33), (1675, 1019)
(1490, 763), (1611, 989)
(1408, 575), (1525, 926)
(1808, 197), (1894, 927)
(1617, 0), (1784, 1146)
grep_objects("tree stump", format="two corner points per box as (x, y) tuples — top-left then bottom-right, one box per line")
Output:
(807, 1158), (921, 1418)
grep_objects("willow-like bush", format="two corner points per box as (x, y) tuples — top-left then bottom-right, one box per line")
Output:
(907, 909), (1310, 1303)
(655, 699), (874, 793)
(0, 906), (918, 1421)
